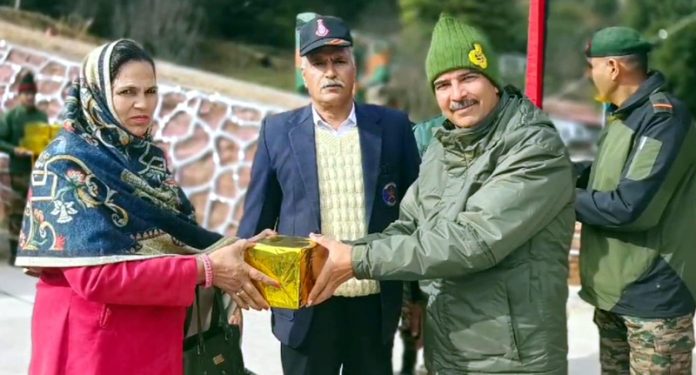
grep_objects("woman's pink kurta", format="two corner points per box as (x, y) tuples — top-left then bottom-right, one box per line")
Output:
(29, 256), (198, 375)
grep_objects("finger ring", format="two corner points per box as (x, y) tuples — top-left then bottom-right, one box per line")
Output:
(235, 290), (243, 296)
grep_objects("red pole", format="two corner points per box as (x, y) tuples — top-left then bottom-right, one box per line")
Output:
(525, 0), (547, 109)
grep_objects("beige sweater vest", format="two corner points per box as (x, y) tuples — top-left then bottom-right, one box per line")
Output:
(315, 127), (380, 297)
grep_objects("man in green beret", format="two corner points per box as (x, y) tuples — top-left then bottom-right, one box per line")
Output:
(0, 71), (48, 265)
(578, 26), (696, 373)
(307, 14), (575, 374)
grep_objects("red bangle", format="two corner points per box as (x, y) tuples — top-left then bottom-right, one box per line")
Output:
(200, 254), (214, 288)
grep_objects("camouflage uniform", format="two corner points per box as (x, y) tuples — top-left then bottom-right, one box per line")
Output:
(594, 309), (694, 374)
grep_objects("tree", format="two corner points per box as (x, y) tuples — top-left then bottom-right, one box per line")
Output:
(199, 0), (378, 48)
(623, 0), (696, 116)
(542, 0), (627, 101)
(108, 0), (204, 64)
(399, 0), (527, 53)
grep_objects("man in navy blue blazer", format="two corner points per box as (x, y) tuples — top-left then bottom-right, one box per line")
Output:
(238, 15), (420, 375)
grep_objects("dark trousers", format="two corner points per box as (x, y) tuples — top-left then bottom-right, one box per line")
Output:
(281, 293), (393, 375)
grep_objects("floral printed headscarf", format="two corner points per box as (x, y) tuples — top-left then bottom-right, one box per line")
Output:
(15, 39), (221, 267)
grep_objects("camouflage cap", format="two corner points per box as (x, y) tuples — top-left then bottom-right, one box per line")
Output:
(585, 26), (652, 57)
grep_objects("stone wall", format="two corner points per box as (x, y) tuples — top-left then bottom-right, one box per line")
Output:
(0, 41), (300, 236)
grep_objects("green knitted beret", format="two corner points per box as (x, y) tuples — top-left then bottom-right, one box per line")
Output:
(586, 26), (652, 57)
(425, 14), (500, 87)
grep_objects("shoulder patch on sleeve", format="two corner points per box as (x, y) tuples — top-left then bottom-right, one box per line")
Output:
(649, 92), (673, 115)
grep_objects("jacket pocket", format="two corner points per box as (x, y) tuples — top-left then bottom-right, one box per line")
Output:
(442, 278), (519, 361)
(70, 294), (111, 329)
(626, 136), (662, 181)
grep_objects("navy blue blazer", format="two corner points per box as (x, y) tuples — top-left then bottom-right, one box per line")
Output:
(238, 103), (420, 348)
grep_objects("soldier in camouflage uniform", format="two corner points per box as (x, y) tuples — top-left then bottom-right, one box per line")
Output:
(578, 26), (696, 374)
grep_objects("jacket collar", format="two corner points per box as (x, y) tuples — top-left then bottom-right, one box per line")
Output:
(613, 71), (666, 117)
(311, 103), (357, 132)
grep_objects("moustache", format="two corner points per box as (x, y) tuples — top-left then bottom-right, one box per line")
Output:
(449, 99), (477, 111)
(321, 81), (344, 89)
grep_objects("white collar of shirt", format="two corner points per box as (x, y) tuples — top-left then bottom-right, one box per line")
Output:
(312, 104), (357, 137)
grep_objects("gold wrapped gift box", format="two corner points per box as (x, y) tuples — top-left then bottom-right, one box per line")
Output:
(20, 122), (62, 155)
(245, 235), (327, 310)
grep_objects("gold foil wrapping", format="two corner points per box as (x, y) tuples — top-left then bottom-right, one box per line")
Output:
(21, 122), (61, 154)
(245, 236), (327, 310)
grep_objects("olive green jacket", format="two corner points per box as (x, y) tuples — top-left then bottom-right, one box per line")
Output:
(352, 87), (575, 374)
(577, 72), (696, 317)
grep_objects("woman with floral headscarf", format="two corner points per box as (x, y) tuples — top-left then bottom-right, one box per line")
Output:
(15, 40), (277, 375)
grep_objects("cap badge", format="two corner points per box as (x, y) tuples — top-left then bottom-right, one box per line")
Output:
(316, 19), (329, 37)
(468, 43), (488, 70)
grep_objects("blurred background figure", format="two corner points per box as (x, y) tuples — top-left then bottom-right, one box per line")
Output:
(0, 71), (47, 266)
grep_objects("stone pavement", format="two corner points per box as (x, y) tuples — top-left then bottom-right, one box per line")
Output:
(1, 247), (694, 374)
